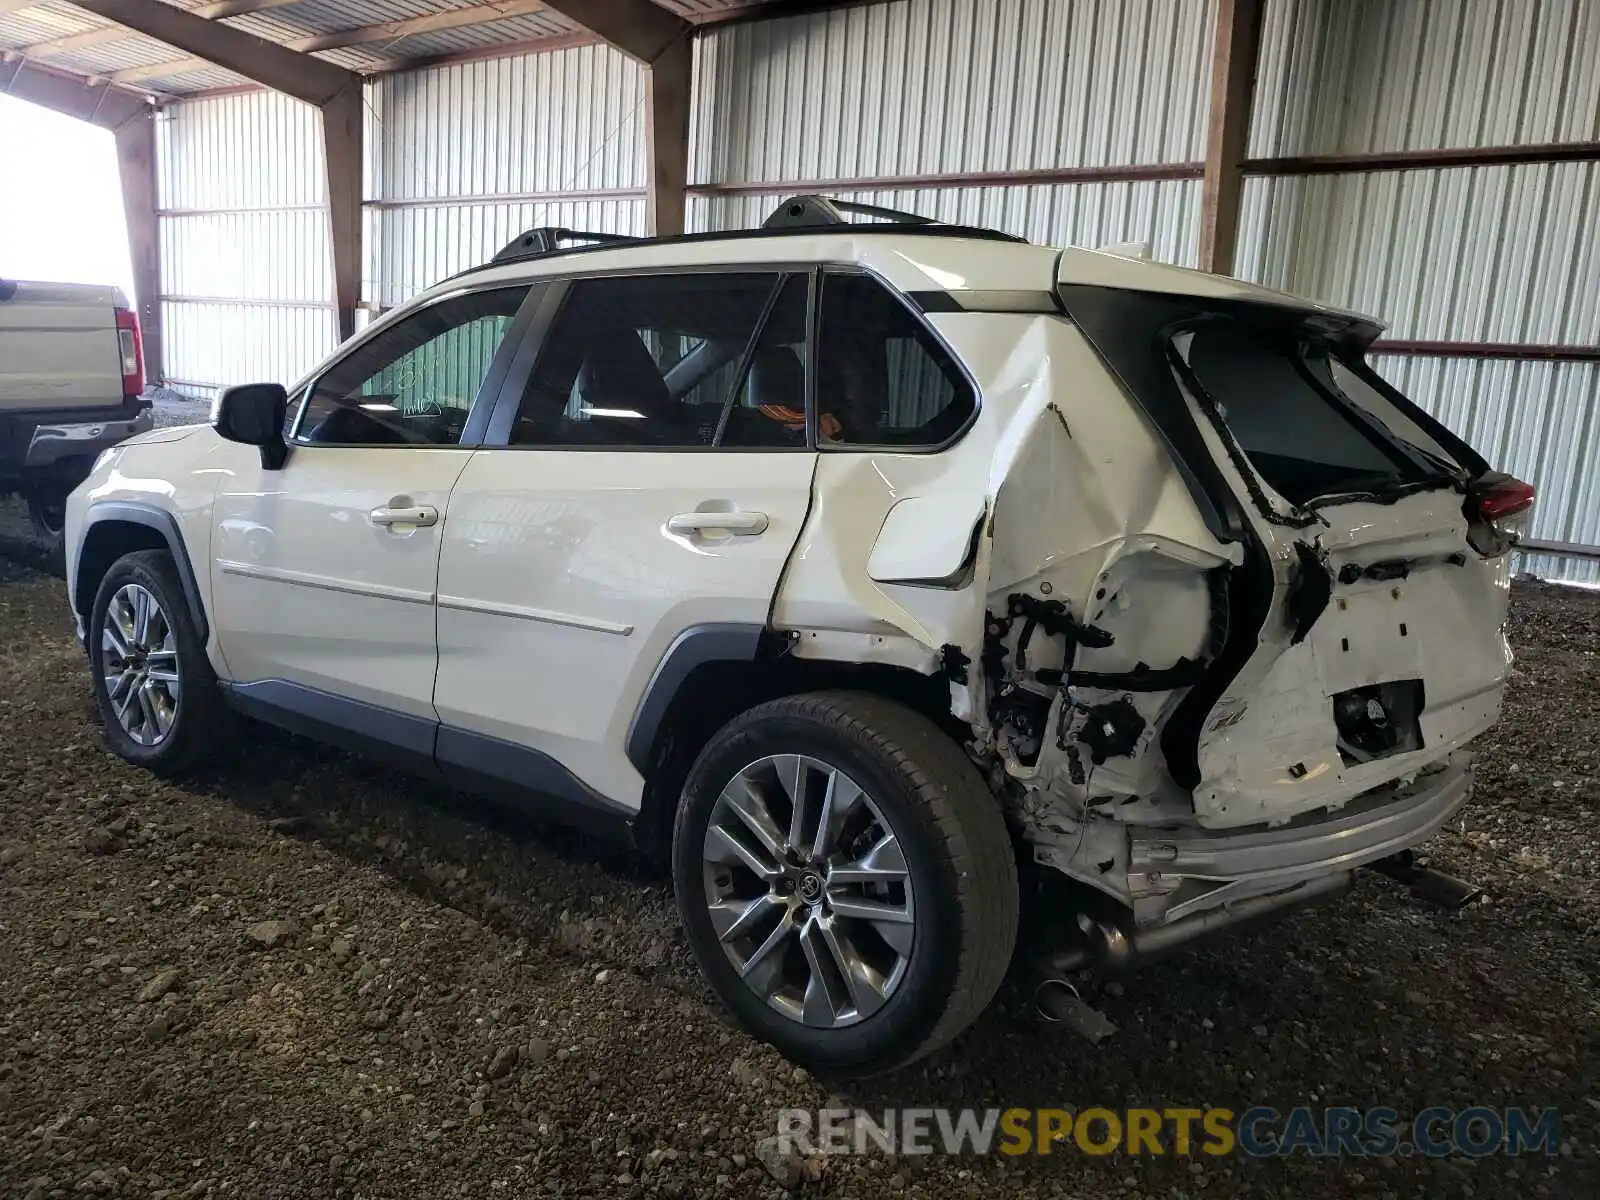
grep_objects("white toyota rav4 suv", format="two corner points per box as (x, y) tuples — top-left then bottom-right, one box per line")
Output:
(64, 197), (1532, 1076)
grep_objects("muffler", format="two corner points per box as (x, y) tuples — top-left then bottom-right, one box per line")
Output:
(1366, 850), (1482, 910)
(1035, 871), (1354, 976)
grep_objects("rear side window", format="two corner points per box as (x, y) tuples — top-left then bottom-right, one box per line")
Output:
(815, 273), (975, 448)
(1175, 325), (1449, 507)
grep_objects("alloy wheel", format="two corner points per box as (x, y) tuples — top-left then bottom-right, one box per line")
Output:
(100, 583), (181, 747)
(701, 754), (915, 1028)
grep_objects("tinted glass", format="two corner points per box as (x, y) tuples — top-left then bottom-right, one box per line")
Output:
(298, 287), (527, 447)
(814, 273), (975, 447)
(1179, 325), (1428, 505)
(509, 273), (808, 449)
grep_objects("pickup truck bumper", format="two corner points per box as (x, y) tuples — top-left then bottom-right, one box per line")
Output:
(24, 411), (152, 469)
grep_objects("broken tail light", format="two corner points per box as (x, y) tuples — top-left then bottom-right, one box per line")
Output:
(1465, 474), (1535, 557)
(115, 306), (145, 403)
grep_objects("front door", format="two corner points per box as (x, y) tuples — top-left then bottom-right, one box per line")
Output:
(434, 271), (817, 809)
(209, 284), (531, 721)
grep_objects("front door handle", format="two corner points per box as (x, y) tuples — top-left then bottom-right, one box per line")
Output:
(370, 504), (439, 528)
(667, 510), (769, 537)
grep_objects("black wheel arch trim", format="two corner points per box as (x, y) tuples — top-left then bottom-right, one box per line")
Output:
(78, 502), (210, 643)
(624, 622), (766, 775)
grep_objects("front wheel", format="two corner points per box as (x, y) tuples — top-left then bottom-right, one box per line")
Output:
(672, 691), (1018, 1077)
(88, 549), (227, 774)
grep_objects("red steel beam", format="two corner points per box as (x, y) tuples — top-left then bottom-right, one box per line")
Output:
(1199, 0), (1265, 276)
(1245, 142), (1600, 176)
(1370, 340), (1600, 363)
(690, 162), (1204, 197)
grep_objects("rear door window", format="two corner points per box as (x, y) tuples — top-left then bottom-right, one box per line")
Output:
(507, 272), (809, 449)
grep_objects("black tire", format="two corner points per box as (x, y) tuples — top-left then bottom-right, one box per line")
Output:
(24, 485), (68, 575)
(88, 548), (227, 775)
(672, 691), (1018, 1077)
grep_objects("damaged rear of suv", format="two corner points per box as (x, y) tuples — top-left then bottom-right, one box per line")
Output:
(65, 196), (1529, 1078)
(968, 269), (1528, 974)
(677, 217), (1530, 1074)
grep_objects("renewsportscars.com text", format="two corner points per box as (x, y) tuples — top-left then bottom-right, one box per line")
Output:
(776, 1106), (1561, 1158)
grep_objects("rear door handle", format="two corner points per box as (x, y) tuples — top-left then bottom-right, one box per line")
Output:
(667, 510), (769, 537)
(370, 504), (439, 528)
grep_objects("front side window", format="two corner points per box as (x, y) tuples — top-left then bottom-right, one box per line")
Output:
(814, 273), (976, 448)
(508, 272), (809, 449)
(298, 286), (529, 447)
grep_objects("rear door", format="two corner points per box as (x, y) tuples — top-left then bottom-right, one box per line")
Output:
(1059, 282), (1513, 828)
(433, 270), (817, 811)
(1171, 323), (1511, 826)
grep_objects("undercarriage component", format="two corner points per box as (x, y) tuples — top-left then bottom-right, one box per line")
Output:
(1075, 697), (1146, 765)
(1036, 871), (1352, 975)
(1034, 978), (1117, 1043)
(991, 681), (1051, 765)
(1366, 849), (1482, 910)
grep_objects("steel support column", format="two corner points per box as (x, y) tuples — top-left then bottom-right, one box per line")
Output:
(645, 36), (692, 236)
(321, 85), (364, 342)
(113, 109), (164, 385)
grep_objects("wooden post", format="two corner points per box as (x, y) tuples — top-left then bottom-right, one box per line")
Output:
(1199, 0), (1264, 276)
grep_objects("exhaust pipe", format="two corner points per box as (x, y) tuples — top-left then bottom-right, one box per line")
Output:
(1035, 871), (1354, 976)
(1366, 850), (1482, 910)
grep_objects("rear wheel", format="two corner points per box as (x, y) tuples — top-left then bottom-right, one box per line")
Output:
(89, 549), (226, 774)
(25, 487), (65, 539)
(23, 481), (69, 573)
(672, 691), (1018, 1076)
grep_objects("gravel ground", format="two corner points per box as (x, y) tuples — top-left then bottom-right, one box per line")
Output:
(0, 563), (1595, 1200)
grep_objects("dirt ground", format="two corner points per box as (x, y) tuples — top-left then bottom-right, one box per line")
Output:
(0, 561), (1595, 1199)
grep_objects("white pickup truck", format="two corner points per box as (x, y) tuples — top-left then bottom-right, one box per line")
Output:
(1, 279), (152, 554)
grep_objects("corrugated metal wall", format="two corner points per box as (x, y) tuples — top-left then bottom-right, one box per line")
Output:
(148, 0), (1597, 584)
(1249, 0), (1600, 157)
(1244, 0), (1600, 584)
(689, 0), (1212, 263)
(364, 44), (647, 308)
(156, 89), (337, 399)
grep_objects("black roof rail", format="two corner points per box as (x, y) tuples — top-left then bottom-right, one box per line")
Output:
(763, 194), (938, 229)
(491, 227), (639, 264)
(451, 200), (1026, 284)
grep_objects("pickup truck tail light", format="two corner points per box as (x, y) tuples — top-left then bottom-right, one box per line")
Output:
(115, 306), (145, 402)
(1466, 475), (1535, 558)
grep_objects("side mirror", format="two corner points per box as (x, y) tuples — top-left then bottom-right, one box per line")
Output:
(213, 383), (290, 470)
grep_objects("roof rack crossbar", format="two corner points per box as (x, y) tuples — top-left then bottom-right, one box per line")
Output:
(762, 195), (938, 230)
(491, 227), (639, 264)
(449, 200), (1026, 283)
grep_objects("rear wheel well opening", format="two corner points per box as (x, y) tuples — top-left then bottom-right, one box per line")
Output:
(75, 522), (170, 618)
(633, 649), (970, 859)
